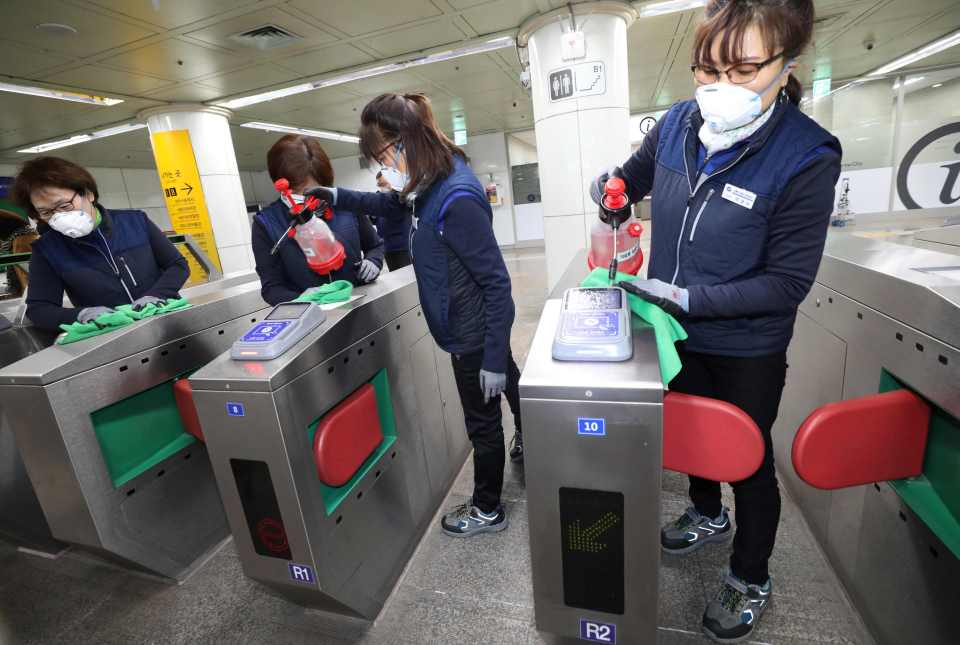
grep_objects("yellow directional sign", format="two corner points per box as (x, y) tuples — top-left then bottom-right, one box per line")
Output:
(150, 129), (222, 281)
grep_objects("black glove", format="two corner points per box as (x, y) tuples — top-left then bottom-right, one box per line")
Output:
(304, 186), (336, 210)
(588, 166), (625, 206)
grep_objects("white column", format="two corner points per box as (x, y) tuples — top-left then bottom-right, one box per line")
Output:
(520, 2), (636, 290)
(140, 105), (254, 274)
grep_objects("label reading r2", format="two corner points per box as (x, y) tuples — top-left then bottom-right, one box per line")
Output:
(580, 619), (616, 643)
(577, 417), (606, 436)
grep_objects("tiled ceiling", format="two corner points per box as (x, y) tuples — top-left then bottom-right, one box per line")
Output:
(0, 0), (958, 171)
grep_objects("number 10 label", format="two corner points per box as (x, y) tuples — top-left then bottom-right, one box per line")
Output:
(577, 417), (606, 436)
(580, 619), (616, 643)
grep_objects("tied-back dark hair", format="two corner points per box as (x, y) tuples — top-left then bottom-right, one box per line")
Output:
(11, 156), (99, 221)
(358, 93), (465, 197)
(693, 0), (815, 105)
(267, 134), (335, 188)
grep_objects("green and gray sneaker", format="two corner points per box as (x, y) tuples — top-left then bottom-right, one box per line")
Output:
(702, 573), (772, 643)
(661, 506), (732, 554)
(441, 503), (508, 537)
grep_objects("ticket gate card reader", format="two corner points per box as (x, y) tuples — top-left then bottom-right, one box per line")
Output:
(552, 287), (632, 362)
(231, 302), (326, 361)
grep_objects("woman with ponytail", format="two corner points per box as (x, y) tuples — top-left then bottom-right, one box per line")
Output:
(317, 92), (523, 538)
(589, 1), (840, 641)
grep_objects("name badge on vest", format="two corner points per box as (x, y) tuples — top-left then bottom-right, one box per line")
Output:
(721, 183), (757, 210)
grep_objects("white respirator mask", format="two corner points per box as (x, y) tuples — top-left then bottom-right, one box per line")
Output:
(48, 209), (96, 239)
(281, 193), (306, 209)
(695, 60), (794, 133)
(380, 142), (409, 192)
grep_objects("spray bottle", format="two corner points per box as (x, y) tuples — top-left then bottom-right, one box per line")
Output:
(596, 177), (636, 282)
(271, 178), (345, 275)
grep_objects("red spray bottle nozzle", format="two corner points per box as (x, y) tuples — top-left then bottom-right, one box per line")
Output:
(602, 177), (629, 210)
(274, 178), (290, 192)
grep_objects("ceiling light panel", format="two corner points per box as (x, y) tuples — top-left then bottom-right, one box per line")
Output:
(17, 123), (146, 153)
(638, 0), (706, 18)
(0, 81), (124, 106)
(215, 36), (516, 110)
(240, 121), (360, 144)
(868, 28), (960, 76)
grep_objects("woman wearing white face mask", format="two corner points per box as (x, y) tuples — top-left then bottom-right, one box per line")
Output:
(12, 157), (189, 331)
(590, 1), (840, 641)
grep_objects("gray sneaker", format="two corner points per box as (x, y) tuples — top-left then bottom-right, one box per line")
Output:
(441, 503), (508, 537)
(702, 573), (772, 643)
(661, 506), (732, 554)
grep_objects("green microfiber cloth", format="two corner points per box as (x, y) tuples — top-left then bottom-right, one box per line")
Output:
(294, 280), (353, 305)
(57, 310), (135, 345)
(155, 297), (192, 314)
(116, 303), (158, 320)
(580, 268), (688, 385)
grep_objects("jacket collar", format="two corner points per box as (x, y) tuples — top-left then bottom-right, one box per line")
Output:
(685, 92), (791, 151)
(682, 93), (792, 187)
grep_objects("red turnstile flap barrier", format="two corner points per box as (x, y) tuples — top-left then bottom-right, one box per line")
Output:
(173, 378), (205, 442)
(663, 392), (765, 482)
(792, 389), (930, 490)
(313, 383), (384, 487)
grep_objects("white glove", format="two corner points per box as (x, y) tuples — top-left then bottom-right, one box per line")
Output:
(131, 295), (163, 311)
(620, 278), (689, 317)
(77, 306), (115, 323)
(479, 369), (507, 403)
(357, 258), (381, 284)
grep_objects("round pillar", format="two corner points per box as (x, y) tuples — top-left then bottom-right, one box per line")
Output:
(140, 105), (253, 275)
(519, 2), (637, 289)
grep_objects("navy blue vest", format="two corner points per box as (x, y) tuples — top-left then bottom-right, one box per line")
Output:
(649, 98), (839, 355)
(410, 156), (492, 354)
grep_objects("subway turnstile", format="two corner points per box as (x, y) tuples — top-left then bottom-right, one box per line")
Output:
(521, 254), (664, 644)
(188, 268), (471, 618)
(0, 274), (269, 578)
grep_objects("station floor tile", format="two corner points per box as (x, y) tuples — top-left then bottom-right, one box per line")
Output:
(0, 246), (870, 645)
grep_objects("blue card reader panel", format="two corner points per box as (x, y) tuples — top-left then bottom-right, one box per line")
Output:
(552, 287), (632, 362)
(231, 302), (327, 361)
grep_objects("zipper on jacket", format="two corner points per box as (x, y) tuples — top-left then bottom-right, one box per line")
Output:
(688, 188), (716, 243)
(95, 229), (134, 303)
(119, 256), (138, 287)
(670, 204), (691, 286)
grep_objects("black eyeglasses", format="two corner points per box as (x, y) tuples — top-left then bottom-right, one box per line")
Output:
(691, 53), (784, 85)
(35, 191), (79, 219)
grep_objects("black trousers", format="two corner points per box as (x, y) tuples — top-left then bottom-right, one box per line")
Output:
(669, 346), (787, 585)
(451, 349), (522, 513)
(384, 250), (412, 271)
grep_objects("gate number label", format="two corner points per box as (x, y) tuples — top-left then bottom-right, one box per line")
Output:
(226, 402), (245, 417)
(580, 619), (616, 643)
(288, 563), (315, 584)
(577, 418), (606, 436)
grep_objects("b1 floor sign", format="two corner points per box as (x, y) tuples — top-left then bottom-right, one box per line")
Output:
(549, 61), (606, 102)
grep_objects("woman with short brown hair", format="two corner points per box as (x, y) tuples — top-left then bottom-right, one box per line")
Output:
(251, 134), (384, 305)
(11, 156), (189, 331)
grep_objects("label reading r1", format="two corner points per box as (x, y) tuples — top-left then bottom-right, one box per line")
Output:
(577, 418), (606, 436)
(580, 619), (616, 643)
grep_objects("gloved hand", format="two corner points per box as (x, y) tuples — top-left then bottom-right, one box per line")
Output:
(304, 186), (337, 207)
(131, 295), (163, 311)
(620, 278), (689, 318)
(356, 258), (381, 284)
(77, 306), (115, 324)
(479, 369), (507, 403)
(589, 166), (625, 206)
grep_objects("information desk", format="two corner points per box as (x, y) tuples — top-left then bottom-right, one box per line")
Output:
(521, 251), (663, 644)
